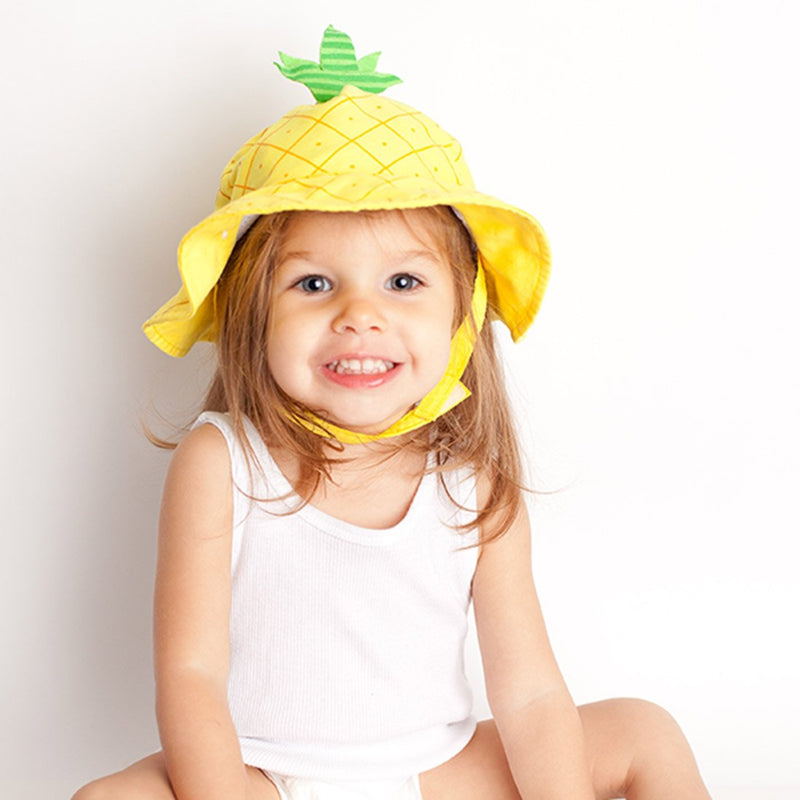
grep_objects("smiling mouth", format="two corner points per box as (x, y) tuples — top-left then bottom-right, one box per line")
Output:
(326, 358), (397, 376)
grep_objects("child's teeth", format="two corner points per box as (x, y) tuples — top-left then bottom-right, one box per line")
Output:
(332, 359), (392, 375)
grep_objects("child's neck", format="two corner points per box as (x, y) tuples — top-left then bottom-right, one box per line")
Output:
(272, 440), (428, 530)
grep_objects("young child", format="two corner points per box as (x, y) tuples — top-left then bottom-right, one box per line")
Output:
(74, 26), (711, 800)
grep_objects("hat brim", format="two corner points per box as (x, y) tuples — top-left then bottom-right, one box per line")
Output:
(143, 173), (550, 357)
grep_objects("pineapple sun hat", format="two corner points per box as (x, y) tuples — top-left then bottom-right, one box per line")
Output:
(143, 26), (551, 444)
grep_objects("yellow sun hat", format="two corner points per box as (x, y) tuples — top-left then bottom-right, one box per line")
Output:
(143, 26), (550, 442)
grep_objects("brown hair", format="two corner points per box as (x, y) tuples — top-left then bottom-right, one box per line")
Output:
(160, 206), (526, 544)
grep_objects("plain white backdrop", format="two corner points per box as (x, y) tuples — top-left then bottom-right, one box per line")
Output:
(2, 1), (798, 798)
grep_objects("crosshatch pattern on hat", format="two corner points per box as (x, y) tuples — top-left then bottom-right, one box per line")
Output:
(217, 87), (471, 209)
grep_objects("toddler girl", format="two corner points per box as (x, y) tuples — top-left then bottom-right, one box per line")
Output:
(73, 26), (711, 800)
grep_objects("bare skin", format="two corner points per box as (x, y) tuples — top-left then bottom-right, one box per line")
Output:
(73, 699), (711, 799)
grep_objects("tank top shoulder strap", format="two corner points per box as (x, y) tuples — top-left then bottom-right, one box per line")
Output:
(192, 411), (290, 496)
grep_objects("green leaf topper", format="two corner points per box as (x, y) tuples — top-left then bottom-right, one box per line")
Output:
(275, 25), (402, 103)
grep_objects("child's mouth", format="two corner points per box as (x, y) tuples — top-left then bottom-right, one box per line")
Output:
(326, 358), (397, 376)
(323, 358), (401, 389)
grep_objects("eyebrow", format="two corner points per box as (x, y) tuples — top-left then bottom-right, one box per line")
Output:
(279, 250), (314, 263)
(279, 249), (443, 267)
(394, 249), (442, 265)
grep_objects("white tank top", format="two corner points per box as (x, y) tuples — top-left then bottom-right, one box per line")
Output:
(194, 412), (479, 780)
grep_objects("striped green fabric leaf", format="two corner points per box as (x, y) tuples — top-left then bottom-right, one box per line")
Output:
(357, 51), (381, 73)
(319, 26), (358, 70)
(275, 25), (401, 102)
(276, 52), (316, 70)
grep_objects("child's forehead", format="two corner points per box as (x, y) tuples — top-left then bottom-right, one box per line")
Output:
(280, 208), (453, 254)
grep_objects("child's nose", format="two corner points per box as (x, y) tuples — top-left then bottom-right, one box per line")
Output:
(332, 291), (387, 335)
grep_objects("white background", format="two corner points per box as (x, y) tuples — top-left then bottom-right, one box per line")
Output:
(2, 1), (798, 798)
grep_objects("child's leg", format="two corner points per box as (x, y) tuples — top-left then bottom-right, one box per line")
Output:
(418, 698), (711, 800)
(579, 698), (711, 799)
(71, 752), (281, 800)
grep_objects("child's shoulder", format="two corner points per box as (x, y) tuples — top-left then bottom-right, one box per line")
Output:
(157, 422), (234, 547)
(167, 419), (231, 484)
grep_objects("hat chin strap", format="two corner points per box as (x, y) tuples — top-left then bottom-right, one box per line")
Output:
(291, 259), (488, 444)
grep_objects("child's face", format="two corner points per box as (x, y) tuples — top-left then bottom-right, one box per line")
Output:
(266, 210), (457, 435)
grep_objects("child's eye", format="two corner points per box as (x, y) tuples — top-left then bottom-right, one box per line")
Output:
(296, 275), (332, 293)
(387, 273), (420, 291)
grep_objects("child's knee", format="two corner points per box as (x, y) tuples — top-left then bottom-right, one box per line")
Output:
(71, 779), (107, 800)
(611, 696), (704, 786)
(585, 697), (692, 765)
(71, 767), (150, 800)
(613, 698), (688, 748)
(611, 698), (709, 797)
(632, 698), (688, 740)
(619, 697), (678, 728)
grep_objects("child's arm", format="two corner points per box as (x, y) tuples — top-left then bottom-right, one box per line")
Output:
(153, 424), (253, 800)
(472, 481), (595, 799)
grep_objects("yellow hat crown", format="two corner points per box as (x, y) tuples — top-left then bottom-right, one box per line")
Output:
(217, 87), (474, 214)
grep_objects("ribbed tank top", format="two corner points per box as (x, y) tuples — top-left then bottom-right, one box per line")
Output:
(193, 412), (479, 780)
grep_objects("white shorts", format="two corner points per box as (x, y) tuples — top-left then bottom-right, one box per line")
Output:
(262, 771), (423, 800)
